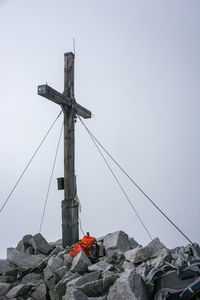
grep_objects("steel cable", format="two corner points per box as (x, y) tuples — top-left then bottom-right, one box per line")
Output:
(0, 111), (62, 215)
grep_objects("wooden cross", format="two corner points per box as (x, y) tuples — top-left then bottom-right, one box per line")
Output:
(37, 52), (91, 247)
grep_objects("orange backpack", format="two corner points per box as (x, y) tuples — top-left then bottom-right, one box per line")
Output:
(69, 236), (98, 258)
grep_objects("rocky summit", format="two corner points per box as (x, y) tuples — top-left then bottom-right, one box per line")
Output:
(0, 231), (200, 300)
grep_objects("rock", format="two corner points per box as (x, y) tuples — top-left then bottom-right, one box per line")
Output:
(25, 246), (34, 255)
(64, 287), (88, 300)
(88, 297), (106, 300)
(88, 260), (113, 272)
(49, 239), (62, 247)
(125, 247), (150, 264)
(78, 279), (103, 297)
(104, 250), (125, 265)
(56, 266), (68, 279)
(49, 246), (64, 258)
(29, 233), (54, 255)
(147, 238), (167, 258)
(103, 231), (130, 253)
(63, 254), (73, 268)
(125, 238), (167, 264)
(47, 256), (64, 272)
(6, 284), (32, 298)
(97, 241), (105, 257)
(107, 270), (149, 300)
(129, 237), (139, 249)
(151, 248), (171, 268)
(44, 267), (59, 290)
(7, 248), (44, 272)
(16, 235), (33, 253)
(70, 251), (92, 273)
(67, 271), (101, 287)
(31, 283), (47, 300)
(122, 260), (135, 271)
(103, 273), (119, 292)
(0, 282), (11, 296)
(0, 259), (17, 277)
(21, 273), (42, 285)
(54, 272), (81, 299)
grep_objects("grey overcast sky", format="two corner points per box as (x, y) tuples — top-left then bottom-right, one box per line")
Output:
(0, 0), (200, 258)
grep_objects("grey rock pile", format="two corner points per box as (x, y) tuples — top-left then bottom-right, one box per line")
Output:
(0, 231), (200, 300)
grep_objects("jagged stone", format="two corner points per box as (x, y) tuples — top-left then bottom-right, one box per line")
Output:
(70, 251), (92, 274)
(47, 256), (64, 273)
(0, 282), (11, 296)
(16, 235), (33, 253)
(6, 284), (32, 299)
(25, 246), (34, 255)
(78, 279), (103, 297)
(54, 272), (81, 299)
(49, 239), (62, 247)
(97, 241), (105, 257)
(129, 237), (139, 249)
(49, 246), (64, 259)
(104, 250), (125, 265)
(29, 233), (54, 255)
(67, 271), (101, 287)
(122, 260), (135, 271)
(56, 266), (68, 279)
(103, 231), (131, 253)
(64, 287), (88, 300)
(103, 273), (119, 292)
(88, 260), (113, 272)
(125, 238), (167, 264)
(7, 248), (44, 273)
(63, 254), (73, 268)
(31, 283), (47, 300)
(0, 275), (16, 283)
(151, 248), (171, 268)
(21, 273), (42, 285)
(44, 266), (59, 290)
(107, 270), (149, 300)
(88, 297), (106, 300)
(0, 259), (17, 277)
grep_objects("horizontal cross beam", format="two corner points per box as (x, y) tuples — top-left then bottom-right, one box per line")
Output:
(38, 84), (91, 119)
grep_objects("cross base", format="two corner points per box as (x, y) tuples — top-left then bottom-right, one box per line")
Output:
(62, 199), (79, 247)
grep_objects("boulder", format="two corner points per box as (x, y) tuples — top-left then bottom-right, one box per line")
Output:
(21, 273), (43, 285)
(29, 233), (54, 255)
(31, 283), (47, 300)
(16, 234), (33, 253)
(0, 259), (17, 277)
(78, 279), (103, 297)
(54, 271), (81, 299)
(102, 273), (119, 292)
(64, 287), (88, 300)
(151, 248), (171, 268)
(44, 266), (59, 290)
(103, 231), (130, 253)
(7, 248), (44, 272)
(6, 284), (32, 299)
(129, 237), (139, 249)
(104, 250), (125, 266)
(88, 260), (113, 272)
(56, 266), (68, 279)
(125, 238), (167, 264)
(0, 282), (11, 296)
(47, 256), (64, 273)
(70, 251), (92, 273)
(67, 271), (101, 287)
(107, 270), (149, 300)
(63, 254), (73, 268)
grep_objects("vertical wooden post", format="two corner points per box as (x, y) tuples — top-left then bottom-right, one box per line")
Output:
(62, 52), (79, 247)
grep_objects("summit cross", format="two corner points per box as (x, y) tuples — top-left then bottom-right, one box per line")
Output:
(38, 52), (91, 247)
